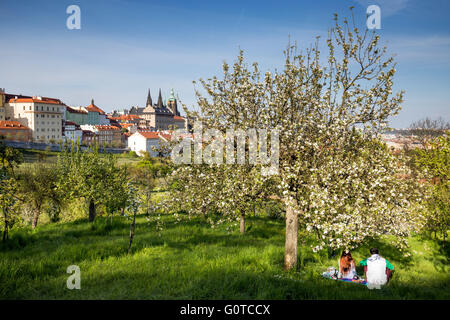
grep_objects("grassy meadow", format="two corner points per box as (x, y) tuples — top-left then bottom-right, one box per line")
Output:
(18, 148), (141, 166)
(1, 214), (448, 300)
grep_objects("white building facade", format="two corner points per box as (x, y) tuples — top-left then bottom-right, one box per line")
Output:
(64, 121), (83, 143)
(6, 96), (64, 142)
(127, 131), (170, 157)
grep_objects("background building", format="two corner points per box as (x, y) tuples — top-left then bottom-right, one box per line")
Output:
(66, 99), (110, 125)
(66, 106), (88, 125)
(6, 96), (64, 142)
(63, 121), (83, 143)
(0, 120), (32, 142)
(80, 124), (122, 146)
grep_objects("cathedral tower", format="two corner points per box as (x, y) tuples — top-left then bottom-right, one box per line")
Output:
(146, 89), (153, 107)
(167, 88), (179, 116)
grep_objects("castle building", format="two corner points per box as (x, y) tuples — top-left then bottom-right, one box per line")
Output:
(128, 89), (185, 131)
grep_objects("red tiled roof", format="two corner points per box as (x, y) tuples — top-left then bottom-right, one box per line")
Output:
(86, 102), (105, 114)
(119, 123), (134, 128)
(173, 115), (185, 121)
(136, 131), (172, 140)
(138, 131), (160, 139)
(159, 133), (172, 140)
(111, 114), (143, 121)
(8, 97), (63, 105)
(0, 120), (30, 130)
(94, 125), (120, 131)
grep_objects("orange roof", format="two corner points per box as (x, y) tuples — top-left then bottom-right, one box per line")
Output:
(159, 133), (172, 140)
(119, 123), (134, 128)
(173, 115), (185, 121)
(113, 114), (143, 121)
(0, 120), (30, 130)
(9, 97), (63, 105)
(135, 131), (173, 141)
(137, 131), (160, 139)
(85, 100), (105, 114)
(95, 125), (120, 131)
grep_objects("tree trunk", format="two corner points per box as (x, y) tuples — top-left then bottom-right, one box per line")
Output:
(146, 191), (150, 215)
(284, 198), (298, 270)
(2, 209), (8, 242)
(240, 213), (245, 234)
(88, 199), (96, 222)
(201, 206), (206, 219)
(32, 206), (40, 229)
(128, 211), (137, 254)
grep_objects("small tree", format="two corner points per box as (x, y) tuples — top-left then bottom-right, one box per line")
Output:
(17, 164), (60, 228)
(415, 133), (449, 240)
(0, 175), (19, 241)
(128, 164), (156, 216)
(126, 182), (140, 254)
(0, 141), (23, 240)
(409, 117), (450, 144)
(57, 143), (126, 222)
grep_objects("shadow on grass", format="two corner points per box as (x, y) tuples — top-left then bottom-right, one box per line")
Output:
(9, 266), (448, 300)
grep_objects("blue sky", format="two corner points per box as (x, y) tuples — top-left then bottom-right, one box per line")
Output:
(0, 0), (449, 128)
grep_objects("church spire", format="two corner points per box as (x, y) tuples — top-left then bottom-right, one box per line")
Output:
(157, 88), (163, 108)
(168, 88), (175, 101)
(146, 89), (153, 107)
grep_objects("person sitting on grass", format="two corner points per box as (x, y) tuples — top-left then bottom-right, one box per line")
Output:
(360, 248), (394, 289)
(338, 250), (357, 280)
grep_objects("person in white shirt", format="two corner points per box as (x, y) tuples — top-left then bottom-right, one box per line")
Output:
(360, 248), (394, 289)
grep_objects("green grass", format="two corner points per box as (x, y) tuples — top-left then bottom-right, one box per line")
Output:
(17, 148), (141, 166)
(0, 215), (449, 299)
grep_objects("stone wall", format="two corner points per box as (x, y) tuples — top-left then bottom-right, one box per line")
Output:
(3, 140), (129, 154)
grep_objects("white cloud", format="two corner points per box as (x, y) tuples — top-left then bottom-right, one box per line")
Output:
(387, 35), (450, 64)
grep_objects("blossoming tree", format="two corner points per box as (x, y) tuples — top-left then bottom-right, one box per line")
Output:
(174, 11), (420, 269)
